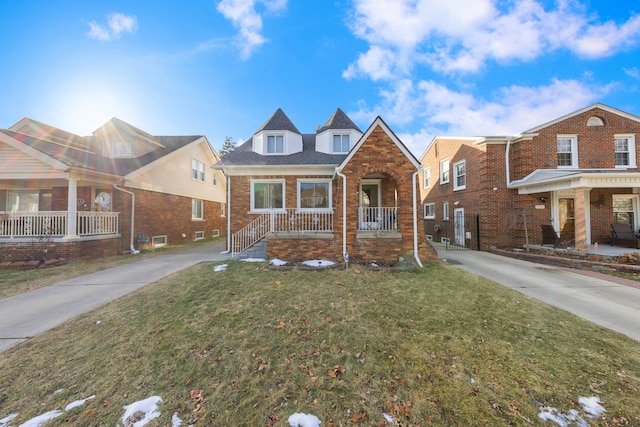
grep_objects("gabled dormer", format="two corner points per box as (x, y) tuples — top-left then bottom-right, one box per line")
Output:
(252, 108), (303, 155)
(91, 117), (165, 158)
(316, 108), (363, 154)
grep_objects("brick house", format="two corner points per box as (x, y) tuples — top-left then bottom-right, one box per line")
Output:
(419, 103), (640, 251)
(0, 117), (226, 261)
(214, 108), (435, 266)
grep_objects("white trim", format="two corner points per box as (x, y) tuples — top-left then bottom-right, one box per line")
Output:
(453, 160), (466, 191)
(525, 103), (640, 133)
(250, 179), (286, 212)
(443, 202), (449, 221)
(614, 134), (637, 168)
(440, 158), (450, 184)
(296, 178), (332, 211)
(557, 135), (578, 168)
(192, 199), (204, 220)
(423, 167), (431, 189)
(152, 235), (167, 247)
(424, 202), (435, 219)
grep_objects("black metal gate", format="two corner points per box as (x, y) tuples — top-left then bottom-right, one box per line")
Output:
(444, 213), (481, 251)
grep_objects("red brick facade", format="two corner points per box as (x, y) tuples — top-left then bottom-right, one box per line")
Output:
(420, 105), (640, 250)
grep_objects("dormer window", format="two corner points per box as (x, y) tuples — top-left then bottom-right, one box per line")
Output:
(267, 135), (284, 154)
(112, 141), (132, 157)
(333, 134), (350, 153)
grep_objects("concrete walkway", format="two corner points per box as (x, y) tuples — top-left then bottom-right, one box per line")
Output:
(433, 243), (640, 342)
(0, 240), (231, 354)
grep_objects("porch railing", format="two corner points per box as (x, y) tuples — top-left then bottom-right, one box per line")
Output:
(358, 207), (398, 231)
(0, 211), (119, 238)
(231, 209), (334, 257)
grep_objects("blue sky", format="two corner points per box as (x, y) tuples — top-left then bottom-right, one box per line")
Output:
(1, 0), (639, 155)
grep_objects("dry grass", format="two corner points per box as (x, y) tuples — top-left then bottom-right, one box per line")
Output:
(1, 261), (639, 426)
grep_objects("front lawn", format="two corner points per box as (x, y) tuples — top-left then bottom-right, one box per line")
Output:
(0, 261), (638, 426)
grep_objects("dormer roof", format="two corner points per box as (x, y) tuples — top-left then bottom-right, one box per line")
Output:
(255, 108), (300, 134)
(318, 108), (362, 133)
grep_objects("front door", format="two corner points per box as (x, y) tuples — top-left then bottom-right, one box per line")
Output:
(454, 208), (465, 245)
(359, 181), (380, 229)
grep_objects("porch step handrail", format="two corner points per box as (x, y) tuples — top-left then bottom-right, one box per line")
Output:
(231, 209), (335, 258)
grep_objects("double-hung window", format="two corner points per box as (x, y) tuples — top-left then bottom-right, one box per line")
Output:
(443, 202), (449, 221)
(192, 199), (204, 220)
(614, 134), (636, 168)
(298, 180), (331, 210)
(453, 160), (466, 190)
(251, 180), (285, 211)
(192, 159), (205, 182)
(440, 159), (450, 184)
(424, 203), (435, 219)
(423, 167), (431, 188)
(333, 134), (350, 153)
(557, 135), (578, 168)
(267, 135), (284, 154)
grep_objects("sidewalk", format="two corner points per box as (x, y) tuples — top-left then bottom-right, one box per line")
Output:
(0, 240), (231, 354)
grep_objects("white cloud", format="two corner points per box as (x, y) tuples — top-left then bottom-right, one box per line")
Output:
(87, 13), (137, 41)
(625, 67), (640, 79)
(216, 0), (287, 59)
(350, 78), (612, 155)
(345, 0), (640, 78)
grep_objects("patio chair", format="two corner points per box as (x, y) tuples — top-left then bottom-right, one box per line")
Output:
(541, 224), (573, 248)
(610, 223), (640, 248)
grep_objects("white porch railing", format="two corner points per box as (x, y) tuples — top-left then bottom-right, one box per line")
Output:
(231, 209), (334, 257)
(358, 207), (398, 231)
(0, 211), (119, 238)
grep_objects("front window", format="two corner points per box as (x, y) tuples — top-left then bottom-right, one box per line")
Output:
(252, 180), (284, 211)
(453, 160), (466, 190)
(298, 180), (331, 210)
(6, 189), (52, 212)
(423, 167), (431, 188)
(221, 203), (226, 217)
(332, 134), (350, 153)
(440, 159), (450, 184)
(192, 199), (204, 220)
(267, 135), (284, 154)
(615, 134), (636, 167)
(192, 159), (205, 182)
(557, 135), (577, 167)
(613, 195), (637, 230)
(424, 203), (435, 219)
(112, 141), (132, 157)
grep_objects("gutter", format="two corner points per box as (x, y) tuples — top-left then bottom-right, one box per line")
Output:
(505, 139), (512, 187)
(412, 168), (424, 268)
(335, 167), (348, 262)
(113, 184), (139, 254)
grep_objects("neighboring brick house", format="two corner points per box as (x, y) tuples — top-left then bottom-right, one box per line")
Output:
(214, 108), (436, 266)
(0, 117), (226, 261)
(420, 103), (640, 251)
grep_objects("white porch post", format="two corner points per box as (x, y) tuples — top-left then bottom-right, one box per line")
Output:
(66, 179), (79, 237)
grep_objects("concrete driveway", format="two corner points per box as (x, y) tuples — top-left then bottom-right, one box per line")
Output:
(433, 243), (640, 342)
(0, 240), (231, 354)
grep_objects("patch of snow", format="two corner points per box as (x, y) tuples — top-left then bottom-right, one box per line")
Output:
(0, 414), (17, 427)
(53, 388), (64, 394)
(470, 378), (476, 384)
(537, 407), (589, 427)
(270, 258), (288, 266)
(241, 258), (265, 263)
(287, 412), (321, 427)
(579, 396), (606, 419)
(370, 262), (379, 268)
(213, 264), (228, 272)
(383, 412), (395, 423)
(171, 412), (183, 426)
(18, 410), (63, 427)
(96, 320), (101, 324)
(64, 395), (96, 411)
(301, 260), (335, 267)
(121, 396), (162, 427)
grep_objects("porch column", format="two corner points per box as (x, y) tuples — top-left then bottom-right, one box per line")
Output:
(573, 187), (589, 249)
(66, 179), (79, 238)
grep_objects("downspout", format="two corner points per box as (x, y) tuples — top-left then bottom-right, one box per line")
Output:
(505, 138), (512, 187)
(221, 171), (231, 254)
(335, 167), (348, 262)
(113, 184), (139, 255)
(412, 169), (424, 268)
